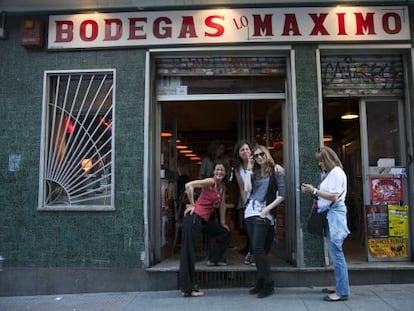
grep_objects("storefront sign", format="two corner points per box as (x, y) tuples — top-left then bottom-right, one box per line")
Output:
(48, 6), (410, 49)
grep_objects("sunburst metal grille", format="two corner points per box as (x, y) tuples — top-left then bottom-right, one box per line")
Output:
(41, 71), (114, 209)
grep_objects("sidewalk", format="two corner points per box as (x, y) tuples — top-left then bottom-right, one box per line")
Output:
(0, 284), (413, 311)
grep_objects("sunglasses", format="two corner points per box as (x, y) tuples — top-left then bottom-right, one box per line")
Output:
(253, 152), (265, 159)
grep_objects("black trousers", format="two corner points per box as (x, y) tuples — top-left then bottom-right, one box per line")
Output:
(245, 216), (274, 282)
(179, 213), (229, 293)
(245, 216), (275, 255)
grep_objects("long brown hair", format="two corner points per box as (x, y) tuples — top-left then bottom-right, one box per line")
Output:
(252, 145), (275, 177)
(233, 140), (252, 169)
(315, 146), (343, 171)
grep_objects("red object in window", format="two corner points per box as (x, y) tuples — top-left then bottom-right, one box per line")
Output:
(99, 116), (112, 131)
(65, 117), (74, 134)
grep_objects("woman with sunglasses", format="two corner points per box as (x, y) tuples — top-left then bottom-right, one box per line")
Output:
(244, 145), (286, 298)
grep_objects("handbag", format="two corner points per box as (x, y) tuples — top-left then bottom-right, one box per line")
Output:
(307, 190), (345, 235)
(307, 200), (328, 235)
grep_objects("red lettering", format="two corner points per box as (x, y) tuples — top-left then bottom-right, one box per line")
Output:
(153, 17), (172, 38)
(104, 19), (122, 41)
(252, 14), (273, 37)
(337, 13), (347, 35)
(80, 20), (98, 41)
(382, 13), (401, 34)
(55, 20), (73, 42)
(128, 17), (147, 40)
(178, 16), (198, 38)
(309, 13), (329, 35)
(282, 14), (301, 36)
(205, 15), (224, 37)
(355, 12), (376, 35)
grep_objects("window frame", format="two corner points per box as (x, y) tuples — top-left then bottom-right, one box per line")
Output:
(38, 69), (116, 211)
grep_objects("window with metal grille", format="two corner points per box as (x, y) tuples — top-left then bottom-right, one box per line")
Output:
(38, 70), (115, 211)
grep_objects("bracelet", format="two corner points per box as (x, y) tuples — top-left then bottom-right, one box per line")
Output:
(312, 188), (317, 196)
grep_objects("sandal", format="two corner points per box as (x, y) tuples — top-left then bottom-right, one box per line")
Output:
(206, 260), (228, 266)
(182, 289), (205, 298)
(323, 294), (348, 301)
(244, 253), (255, 266)
(206, 260), (217, 266)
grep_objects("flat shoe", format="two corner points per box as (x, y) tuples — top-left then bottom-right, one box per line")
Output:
(322, 287), (335, 294)
(182, 290), (205, 298)
(206, 260), (228, 266)
(323, 294), (348, 301)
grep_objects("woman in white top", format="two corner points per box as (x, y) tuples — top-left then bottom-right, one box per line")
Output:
(301, 146), (350, 302)
(233, 141), (254, 264)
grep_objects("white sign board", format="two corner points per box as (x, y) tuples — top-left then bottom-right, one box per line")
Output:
(48, 6), (410, 49)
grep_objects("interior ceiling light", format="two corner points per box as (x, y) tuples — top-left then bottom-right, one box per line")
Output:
(341, 112), (359, 120)
(341, 97), (359, 120)
(176, 145), (188, 149)
(160, 131), (173, 137)
(323, 135), (333, 142)
(179, 149), (192, 153)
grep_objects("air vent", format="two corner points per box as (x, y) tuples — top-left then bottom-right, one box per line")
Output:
(180, 271), (255, 288)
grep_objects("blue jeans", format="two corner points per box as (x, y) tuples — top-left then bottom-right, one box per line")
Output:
(327, 227), (350, 296)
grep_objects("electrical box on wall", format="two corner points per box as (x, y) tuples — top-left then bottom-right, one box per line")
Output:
(20, 19), (44, 48)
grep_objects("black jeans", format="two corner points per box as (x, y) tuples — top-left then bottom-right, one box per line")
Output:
(245, 216), (273, 282)
(179, 213), (229, 293)
(246, 216), (275, 255)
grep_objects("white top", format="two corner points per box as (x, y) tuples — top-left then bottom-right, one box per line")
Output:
(239, 166), (249, 185)
(318, 166), (347, 208)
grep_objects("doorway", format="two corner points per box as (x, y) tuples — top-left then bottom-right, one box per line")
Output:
(160, 99), (290, 266)
(148, 52), (295, 267)
(323, 97), (364, 261)
(323, 97), (409, 262)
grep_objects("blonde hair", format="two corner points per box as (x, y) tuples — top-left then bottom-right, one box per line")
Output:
(252, 145), (275, 177)
(315, 146), (343, 171)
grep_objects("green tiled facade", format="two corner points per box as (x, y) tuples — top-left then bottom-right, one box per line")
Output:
(0, 16), (327, 272)
(0, 17), (146, 268)
(295, 45), (325, 266)
(1, 2), (414, 295)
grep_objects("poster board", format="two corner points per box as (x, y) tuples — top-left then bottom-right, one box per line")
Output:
(369, 176), (403, 202)
(365, 175), (410, 261)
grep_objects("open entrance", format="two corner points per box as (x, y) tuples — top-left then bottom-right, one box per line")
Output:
(150, 54), (294, 268)
(323, 97), (364, 261)
(323, 97), (410, 263)
(321, 51), (410, 263)
(160, 99), (289, 267)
